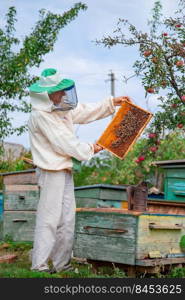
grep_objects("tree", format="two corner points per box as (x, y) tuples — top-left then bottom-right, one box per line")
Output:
(0, 3), (87, 148)
(96, 0), (185, 167)
(73, 131), (185, 189)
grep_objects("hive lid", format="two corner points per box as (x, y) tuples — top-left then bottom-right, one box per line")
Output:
(0, 169), (35, 176)
(75, 184), (128, 190)
(153, 159), (185, 167)
(97, 100), (153, 159)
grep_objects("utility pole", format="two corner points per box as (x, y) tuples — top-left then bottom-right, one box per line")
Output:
(106, 70), (116, 118)
(107, 70), (116, 98)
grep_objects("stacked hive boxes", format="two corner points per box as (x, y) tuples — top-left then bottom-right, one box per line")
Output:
(2, 169), (39, 241)
(1, 171), (129, 241)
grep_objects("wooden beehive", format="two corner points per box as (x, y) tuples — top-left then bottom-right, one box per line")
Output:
(73, 208), (185, 268)
(97, 100), (153, 159)
(1, 169), (38, 242)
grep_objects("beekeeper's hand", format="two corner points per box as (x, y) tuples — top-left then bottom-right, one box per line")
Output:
(93, 143), (103, 154)
(113, 96), (133, 106)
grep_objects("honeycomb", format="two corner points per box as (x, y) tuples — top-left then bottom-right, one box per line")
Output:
(97, 100), (153, 159)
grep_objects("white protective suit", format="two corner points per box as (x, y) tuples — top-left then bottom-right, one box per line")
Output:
(28, 91), (115, 272)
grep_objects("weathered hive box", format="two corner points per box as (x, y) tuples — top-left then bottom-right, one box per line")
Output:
(1, 169), (38, 241)
(97, 100), (153, 159)
(74, 208), (185, 267)
(154, 160), (185, 203)
(75, 184), (128, 208)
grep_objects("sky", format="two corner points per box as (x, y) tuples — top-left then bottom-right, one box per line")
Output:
(1, 0), (179, 149)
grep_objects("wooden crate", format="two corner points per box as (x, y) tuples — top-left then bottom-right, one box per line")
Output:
(97, 100), (153, 159)
(73, 208), (185, 267)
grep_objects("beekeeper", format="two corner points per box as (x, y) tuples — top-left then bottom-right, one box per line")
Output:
(28, 68), (131, 273)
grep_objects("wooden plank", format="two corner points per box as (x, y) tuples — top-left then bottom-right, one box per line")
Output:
(76, 198), (128, 209)
(75, 197), (98, 208)
(4, 185), (39, 192)
(22, 157), (35, 166)
(74, 188), (100, 199)
(82, 226), (128, 236)
(3, 211), (36, 241)
(97, 100), (153, 159)
(99, 189), (127, 200)
(4, 190), (39, 211)
(148, 204), (185, 215)
(74, 184), (128, 199)
(76, 212), (137, 235)
(136, 257), (185, 266)
(153, 159), (185, 166)
(2, 170), (37, 185)
(75, 184), (128, 191)
(76, 208), (142, 216)
(165, 169), (185, 178)
(75, 197), (123, 209)
(0, 254), (18, 263)
(148, 200), (185, 207)
(149, 223), (182, 230)
(137, 243), (184, 260)
(73, 234), (136, 265)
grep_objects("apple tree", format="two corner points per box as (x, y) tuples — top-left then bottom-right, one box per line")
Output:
(96, 0), (185, 176)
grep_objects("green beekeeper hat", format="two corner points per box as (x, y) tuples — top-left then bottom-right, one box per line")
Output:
(28, 68), (75, 94)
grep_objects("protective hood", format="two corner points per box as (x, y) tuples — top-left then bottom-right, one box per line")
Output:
(30, 91), (67, 115)
(30, 87), (78, 113)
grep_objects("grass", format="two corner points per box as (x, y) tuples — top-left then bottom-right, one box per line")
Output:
(0, 241), (127, 278)
(0, 241), (185, 278)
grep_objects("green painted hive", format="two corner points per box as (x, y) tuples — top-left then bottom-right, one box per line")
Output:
(154, 160), (185, 203)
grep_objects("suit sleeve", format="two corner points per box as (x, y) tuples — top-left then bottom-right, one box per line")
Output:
(70, 97), (115, 124)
